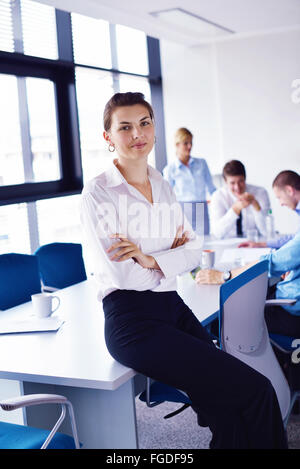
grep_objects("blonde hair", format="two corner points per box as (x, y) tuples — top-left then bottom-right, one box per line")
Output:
(174, 127), (193, 145)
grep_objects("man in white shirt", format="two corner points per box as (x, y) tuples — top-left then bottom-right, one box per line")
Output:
(210, 160), (270, 239)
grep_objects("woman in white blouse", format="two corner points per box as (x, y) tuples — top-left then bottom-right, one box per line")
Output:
(80, 92), (286, 449)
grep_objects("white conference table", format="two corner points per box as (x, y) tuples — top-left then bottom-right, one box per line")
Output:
(0, 236), (266, 449)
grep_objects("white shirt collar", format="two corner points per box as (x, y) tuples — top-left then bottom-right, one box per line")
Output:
(101, 159), (163, 203)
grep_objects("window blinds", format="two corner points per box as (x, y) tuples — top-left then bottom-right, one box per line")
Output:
(20, 0), (58, 59)
(0, 0), (58, 59)
(0, 0), (14, 53)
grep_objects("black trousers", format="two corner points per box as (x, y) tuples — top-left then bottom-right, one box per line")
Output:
(103, 289), (287, 449)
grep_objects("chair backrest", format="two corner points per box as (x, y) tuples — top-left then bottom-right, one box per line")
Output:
(219, 260), (291, 421)
(179, 201), (210, 235)
(35, 242), (87, 289)
(0, 253), (41, 310)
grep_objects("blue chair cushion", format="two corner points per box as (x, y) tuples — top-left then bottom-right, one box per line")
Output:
(139, 381), (191, 405)
(0, 254), (41, 310)
(0, 421), (76, 449)
(35, 243), (87, 289)
(269, 333), (296, 352)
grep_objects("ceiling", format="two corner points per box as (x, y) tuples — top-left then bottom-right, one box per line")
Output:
(36, 0), (300, 46)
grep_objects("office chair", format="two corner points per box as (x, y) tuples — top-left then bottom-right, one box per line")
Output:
(35, 243), (87, 291)
(268, 332), (300, 426)
(139, 379), (192, 419)
(0, 393), (80, 449)
(179, 201), (210, 235)
(0, 253), (41, 310)
(219, 260), (292, 424)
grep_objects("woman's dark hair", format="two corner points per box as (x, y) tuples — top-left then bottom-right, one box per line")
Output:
(272, 170), (300, 190)
(103, 92), (154, 132)
(222, 160), (246, 180)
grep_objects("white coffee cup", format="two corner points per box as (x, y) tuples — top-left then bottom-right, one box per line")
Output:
(201, 249), (215, 269)
(31, 293), (60, 318)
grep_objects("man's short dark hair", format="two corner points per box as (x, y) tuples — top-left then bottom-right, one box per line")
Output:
(222, 160), (246, 180)
(272, 170), (300, 190)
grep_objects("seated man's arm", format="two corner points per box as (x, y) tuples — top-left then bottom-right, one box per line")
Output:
(196, 260), (258, 285)
(210, 191), (247, 239)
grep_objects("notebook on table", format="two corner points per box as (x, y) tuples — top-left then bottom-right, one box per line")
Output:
(0, 317), (64, 335)
(220, 247), (271, 264)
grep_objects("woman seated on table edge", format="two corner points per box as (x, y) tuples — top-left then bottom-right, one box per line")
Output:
(80, 91), (287, 449)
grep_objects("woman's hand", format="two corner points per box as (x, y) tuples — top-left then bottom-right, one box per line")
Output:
(171, 225), (189, 249)
(106, 234), (160, 270)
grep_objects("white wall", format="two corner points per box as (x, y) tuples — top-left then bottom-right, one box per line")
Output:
(160, 41), (223, 174)
(161, 30), (300, 233)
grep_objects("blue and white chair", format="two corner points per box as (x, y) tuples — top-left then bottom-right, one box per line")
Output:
(179, 201), (210, 235)
(139, 379), (192, 419)
(35, 243), (87, 291)
(219, 260), (292, 425)
(0, 253), (41, 310)
(0, 394), (80, 449)
(0, 253), (80, 448)
(268, 332), (300, 425)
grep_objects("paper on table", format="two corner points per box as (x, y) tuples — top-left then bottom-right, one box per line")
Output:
(205, 237), (244, 246)
(0, 316), (65, 335)
(220, 247), (271, 264)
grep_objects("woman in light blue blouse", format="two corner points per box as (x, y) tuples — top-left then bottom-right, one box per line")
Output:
(162, 127), (216, 202)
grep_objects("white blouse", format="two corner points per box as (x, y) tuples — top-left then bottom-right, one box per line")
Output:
(80, 160), (203, 301)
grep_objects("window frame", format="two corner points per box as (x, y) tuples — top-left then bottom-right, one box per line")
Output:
(0, 5), (83, 206)
(0, 5), (167, 207)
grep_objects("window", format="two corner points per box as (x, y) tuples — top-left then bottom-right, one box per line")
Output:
(75, 67), (114, 183)
(36, 195), (82, 246)
(0, 5), (165, 254)
(21, 0), (58, 59)
(116, 25), (149, 75)
(0, 0), (14, 53)
(0, 74), (23, 186)
(71, 13), (111, 69)
(0, 74), (61, 187)
(0, 1), (82, 205)
(0, 204), (30, 254)
(26, 77), (61, 183)
(119, 74), (151, 101)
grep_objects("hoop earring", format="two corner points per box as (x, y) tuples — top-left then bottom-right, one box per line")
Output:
(154, 136), (157, 144)
(108, 143), (115, 153)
